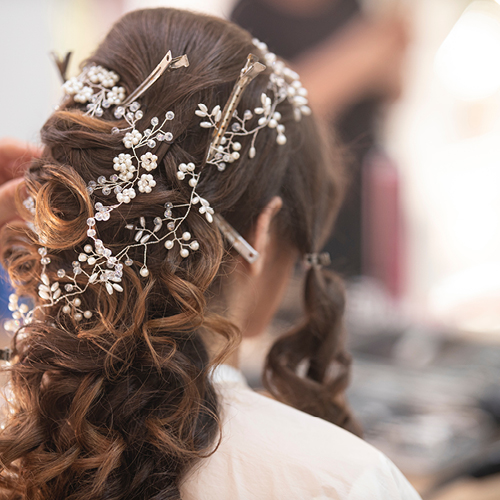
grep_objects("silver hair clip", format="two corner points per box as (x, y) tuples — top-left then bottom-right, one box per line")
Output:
(6, 43), (310, 330)
(207, 54), (265, 162)
(62, 50), (189, 118)
(122, 51), (189, 106)
(214, 215), (259, 263)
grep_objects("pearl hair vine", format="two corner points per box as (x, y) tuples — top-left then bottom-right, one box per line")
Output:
(5, 40), (311, 334)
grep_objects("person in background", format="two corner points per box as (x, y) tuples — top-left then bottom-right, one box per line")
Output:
(232, 0), (409, 277)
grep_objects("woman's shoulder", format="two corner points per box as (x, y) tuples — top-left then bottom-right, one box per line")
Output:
(181, 369), (421, 500)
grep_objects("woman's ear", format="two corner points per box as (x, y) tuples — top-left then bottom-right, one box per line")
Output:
(246, 196), (283, 276)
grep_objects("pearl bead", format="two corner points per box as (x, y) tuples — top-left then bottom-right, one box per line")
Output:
(84, 311), (92, 319)
(62, 305), (71, 314)
(73, 298), (81, 307)
(165, 240), (174, 250)
(74, 313), (83, 321)
(180, 248), (189, 258)
(232, 142), (241, 151)
(140, 267), (149, 277)
(276, 134), (287, 145)
(190, 241), (199, 251)
(182, 232), (191, 241)
(84, 244), (93, 253)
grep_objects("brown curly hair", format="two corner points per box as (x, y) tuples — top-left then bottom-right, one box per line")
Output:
(0, 8), (359, 500)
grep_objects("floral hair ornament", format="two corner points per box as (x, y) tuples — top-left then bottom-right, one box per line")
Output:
(6, 42), (311, 335)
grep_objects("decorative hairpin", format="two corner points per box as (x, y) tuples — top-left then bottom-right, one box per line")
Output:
(304, 252), (331, 269)
(6, 41), (311, 331)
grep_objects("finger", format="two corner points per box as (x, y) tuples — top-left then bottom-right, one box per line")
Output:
(0, 138), (42, 183)
(0, 177), (25, 230)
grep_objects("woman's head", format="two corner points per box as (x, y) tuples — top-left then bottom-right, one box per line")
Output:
(0, 8), (357, 500)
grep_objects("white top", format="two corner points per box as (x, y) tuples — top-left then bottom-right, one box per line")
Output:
(181, 365), (422, 500)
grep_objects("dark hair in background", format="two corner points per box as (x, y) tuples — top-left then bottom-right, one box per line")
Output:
(0, 8), (359, 500)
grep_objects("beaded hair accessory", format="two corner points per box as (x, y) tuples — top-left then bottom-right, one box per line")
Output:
(5, 39), (310, 332)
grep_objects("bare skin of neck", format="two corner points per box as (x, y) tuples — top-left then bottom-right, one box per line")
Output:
(263, 0), (336, 16)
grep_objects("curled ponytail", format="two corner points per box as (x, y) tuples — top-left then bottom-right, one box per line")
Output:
(264, 264), (361, 436)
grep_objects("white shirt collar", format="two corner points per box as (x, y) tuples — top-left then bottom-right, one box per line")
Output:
(210, 364), (248, 386)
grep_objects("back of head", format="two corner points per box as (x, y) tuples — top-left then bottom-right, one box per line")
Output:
(0, 8), (358, 499)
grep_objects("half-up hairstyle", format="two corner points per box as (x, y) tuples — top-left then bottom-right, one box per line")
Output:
(0, 7), (358, 500)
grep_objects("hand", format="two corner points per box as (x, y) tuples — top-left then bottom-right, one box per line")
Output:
(295, 13), (411, 117)
(0, 138), (41, 230)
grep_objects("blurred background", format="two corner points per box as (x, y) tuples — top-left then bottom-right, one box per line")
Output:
(2, 0), (500, 498)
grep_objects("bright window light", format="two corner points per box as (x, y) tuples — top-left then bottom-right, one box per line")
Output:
(435, 3), (500, 101)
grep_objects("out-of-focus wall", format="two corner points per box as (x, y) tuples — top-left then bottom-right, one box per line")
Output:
(386, 0), (500, 332)
(0, 2), (54, 142)
(0, 0), (233, 143)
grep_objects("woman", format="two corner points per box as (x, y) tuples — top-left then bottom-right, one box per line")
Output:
(0, 9), (420, 500)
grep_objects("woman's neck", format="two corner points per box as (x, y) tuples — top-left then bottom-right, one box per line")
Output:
(263, 0), (336, 17)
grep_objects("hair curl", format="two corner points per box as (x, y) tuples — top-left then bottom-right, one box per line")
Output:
(0, 8), (359, 500)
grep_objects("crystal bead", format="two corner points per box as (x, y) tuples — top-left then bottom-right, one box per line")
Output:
(165, 132), (173, 142)
(217, 163), (226, 172)
(125, 259), (133, 266)
(98, 176), (106, 184)
(89, 181), (97, 188)
(144, 129), (151, 137)
(126, 112), (134, 121)
(151, 117), (159, 126)
(165, 202), (173, 209)
(65, 284), (74, 292)
(87, 186), (94, 194)
(87, 229), (96, 237)
(130, 102), (140, 112)
(38, 247), (47, 256)
(166, 111), (175, 120)
(102, 100), (110, 108)
(41, 257), (51, 265)
(167, 221), (175, 231)
(110, 174), (118, 182)
(231, 123), (241, 132)
(114, 107), (125, 119)
(87, 218), (95, 226)
(57, 269), (66, 278)
(111, 127), (119, 135)
(164, 210), (172, 218)
(135, 110), (143, 120)
(147, 139), (156, 148)
(102, 187), (111, 195)
(156, 133), (164, 141)
(114, 186), (122, 194)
